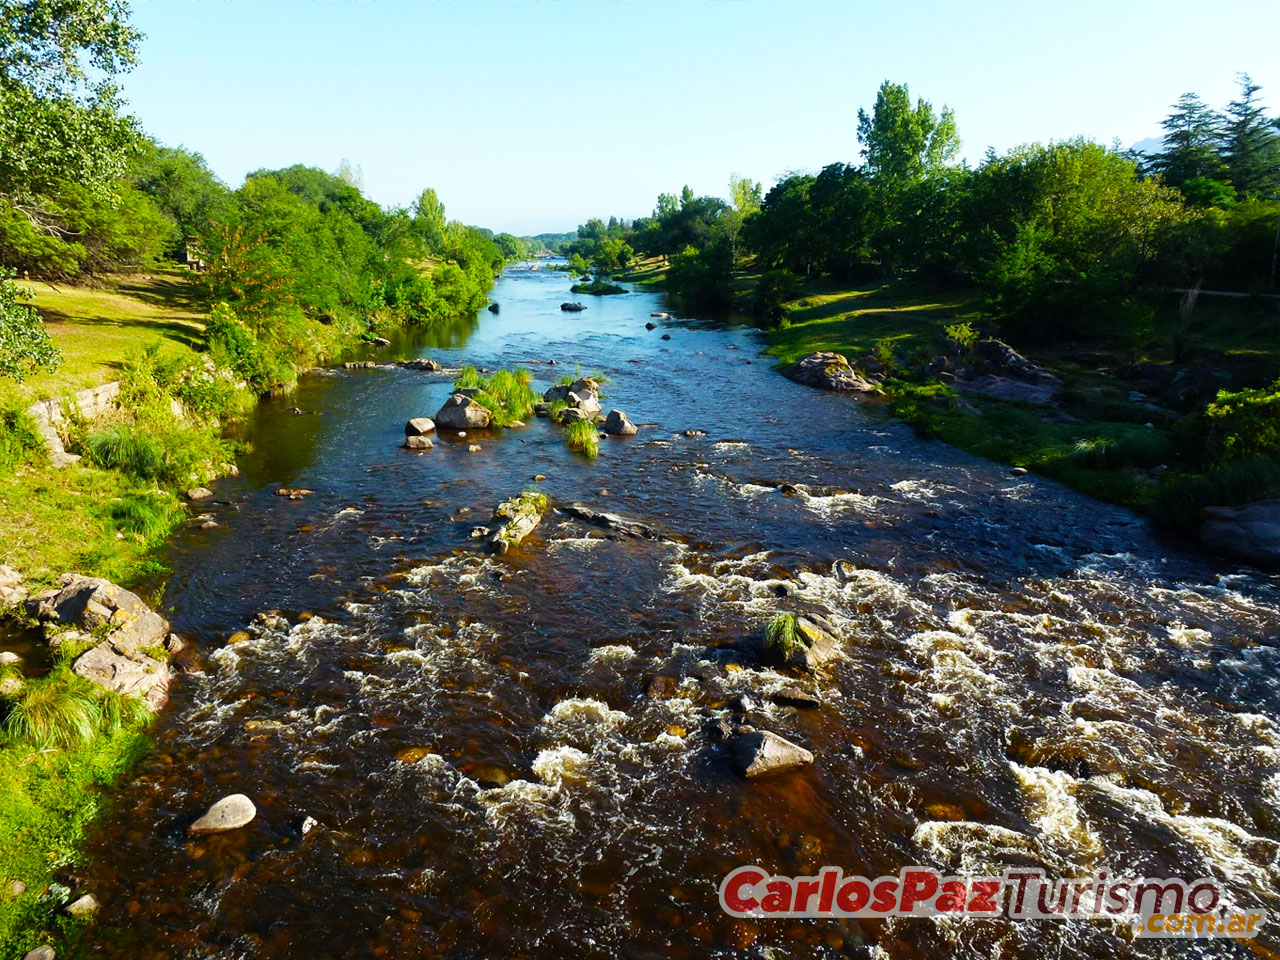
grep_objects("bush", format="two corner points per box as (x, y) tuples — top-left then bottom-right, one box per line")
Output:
(1150, 455), (1280, 532)
(82, 424), (166, 479)
(0, 398), (45, 472)
(564, 419), (599, 458)
(1069, 430), (1174, 469)
(205, 302), (272, 391)
(0, 270), (59, 383)
(1204, 379), (1280, 465)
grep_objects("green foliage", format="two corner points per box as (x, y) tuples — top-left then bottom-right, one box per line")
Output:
(106, 490), (186, 542)
(0, 394), (44, 472)
(570, 279), (626, 296)
(1151, 456), (1280, 532)
(454, 366), (536, 427)
(81, 423), (164, 478)
(564, 418), (599, 458)
(0, 271), (59, 382)
(763, 613), (808, 661)
(753, 269), (801, 326)
(944, 320), (977, 352)
(518, 487), (550, 515)
(204, 302), (273, 391)
(1205, 379), (1280, 465)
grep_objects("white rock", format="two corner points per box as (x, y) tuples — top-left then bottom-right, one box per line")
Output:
(188, 794), (257, 834)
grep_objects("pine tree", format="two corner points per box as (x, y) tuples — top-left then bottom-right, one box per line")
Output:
(1221, 74), (1280, 198)
(1151, 92), (1225, 187)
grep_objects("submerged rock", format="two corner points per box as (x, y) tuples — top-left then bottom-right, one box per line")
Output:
(435, 393), (492, 430)
(404, 435), (434, 450)
(771, 685), (821, 709)
(560, 302), (587, 312)
(488, 302), (500, 314)
(1200, 500), (1280, 566)
(731, 730), (814, 779)
(781, 352), (884, 395)
(559, 503), (659, 540)
(602, 409), (638, 436)
(399, 358), (442, 372)
(645, 321), (657, 330)
(189, 794), (257, 835)
(64, 894), (99, 917)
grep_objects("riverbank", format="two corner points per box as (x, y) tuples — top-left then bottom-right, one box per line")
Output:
(0, 264), (495, 956)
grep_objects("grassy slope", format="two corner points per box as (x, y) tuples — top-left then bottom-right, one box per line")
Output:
(764, 278), (1280, 514)
(0, 274), (210, 956)
(16, 272), (205, 402)
(2, 273), (209, 587)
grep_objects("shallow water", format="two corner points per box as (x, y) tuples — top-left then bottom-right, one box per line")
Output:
(79, 266), (1280, 958)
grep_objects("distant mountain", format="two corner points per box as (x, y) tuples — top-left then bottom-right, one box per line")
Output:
(1130, 136), (1163, 156)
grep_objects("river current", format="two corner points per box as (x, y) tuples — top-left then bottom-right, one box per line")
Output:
(78, 265), (1280, 959)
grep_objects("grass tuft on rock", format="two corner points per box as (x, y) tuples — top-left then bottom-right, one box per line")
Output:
(763, 613), (810, 661)
(454, 366), (537, 427)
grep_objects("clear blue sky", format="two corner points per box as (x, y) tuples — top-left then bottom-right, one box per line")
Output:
(124, 0), (1280, 235)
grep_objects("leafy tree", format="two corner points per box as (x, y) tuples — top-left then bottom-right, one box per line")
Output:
(129, 142), (234, 256)
(1221, 74), (1280, 198)
(0, 267), (58, 381)
(857, 80), (960, 184)
(411, 188), (447, 251)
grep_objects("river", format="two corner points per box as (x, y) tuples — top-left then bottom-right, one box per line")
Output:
(77, 265), (1280, 959)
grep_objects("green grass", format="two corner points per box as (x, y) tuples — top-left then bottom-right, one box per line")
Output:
(15, 273), (206, 402)
(763, 613), (807, 662)
(519, 487), (551, 515)
(570, 279), (626, 296)
(564, 419), (599, 458)
(454, 366), (537, 427)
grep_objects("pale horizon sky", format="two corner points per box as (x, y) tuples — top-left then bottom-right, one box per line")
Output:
(123, 0), (1280, 235)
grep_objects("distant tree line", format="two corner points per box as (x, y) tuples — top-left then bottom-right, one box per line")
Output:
(583, 77), (1280, 342)
(0, 0), (511, 386)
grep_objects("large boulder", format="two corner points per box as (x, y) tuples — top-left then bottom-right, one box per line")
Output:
(781, 353), (884, 395)
(761, 613), (841, 673)
(1200, 500), (1280, 566)
(969, 339), (1056, 382)
(435, 393), (492, 430)
(72, 644), (170, 710)
(35, 575), (167, 652)
(602, 409), (637, 436)
(189, 794), (257, 835)
(731, 730), (814, 779)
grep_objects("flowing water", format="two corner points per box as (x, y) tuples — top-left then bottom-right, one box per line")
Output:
(78, 266), (1280, 959)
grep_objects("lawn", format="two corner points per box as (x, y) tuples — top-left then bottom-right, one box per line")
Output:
(16, 271), (207, 401)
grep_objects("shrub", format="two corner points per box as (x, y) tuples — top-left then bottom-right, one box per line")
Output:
(1150, 455), (1280, 532)
(0, 269), (60, 383)
(0, 397), (45, 472)
(564, 419), (599, 458)
(1069, 430), (1173, 469)
(1204, 379), (1280, 465)
(205, 302), (272, 391)
(944, 321), (978, 353)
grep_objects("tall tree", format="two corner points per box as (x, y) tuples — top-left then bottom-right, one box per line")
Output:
(1151, 92), (1226, 188)
(856, 81), (960, 184)
(1221, 74), (1280, 198)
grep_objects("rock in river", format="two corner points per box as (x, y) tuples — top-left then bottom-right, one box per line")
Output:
(435, 393), (492, 430)
(405, 417), (436, 436)
(1200, 500), (1280, 567)
(488, 491), (549, 555)
(781, 352), (884, 395)
(189, 794), (257, 835)
(731, 729), (814, 779)
(602, 409), (638, 436)
(35, 574), (168, 651)
(560, 503), (658, 540)
(404, 435), (434, 450)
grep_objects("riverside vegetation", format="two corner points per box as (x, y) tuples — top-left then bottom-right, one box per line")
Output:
(0, 3), (522, 953)
(578, 77), (1280, 536)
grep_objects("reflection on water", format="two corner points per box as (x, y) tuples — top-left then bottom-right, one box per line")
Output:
(78, 265), (1280, 959)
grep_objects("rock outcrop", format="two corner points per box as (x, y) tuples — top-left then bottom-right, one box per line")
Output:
(781, 353), (884, 395)
(731, 729), (814, 778)
(435, 393), (492, 430)
(189, 794), (257, 835)
(543, 378), (603, 423)
(1200, 500), (1280, 566)
(30, 574), (173, 710)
